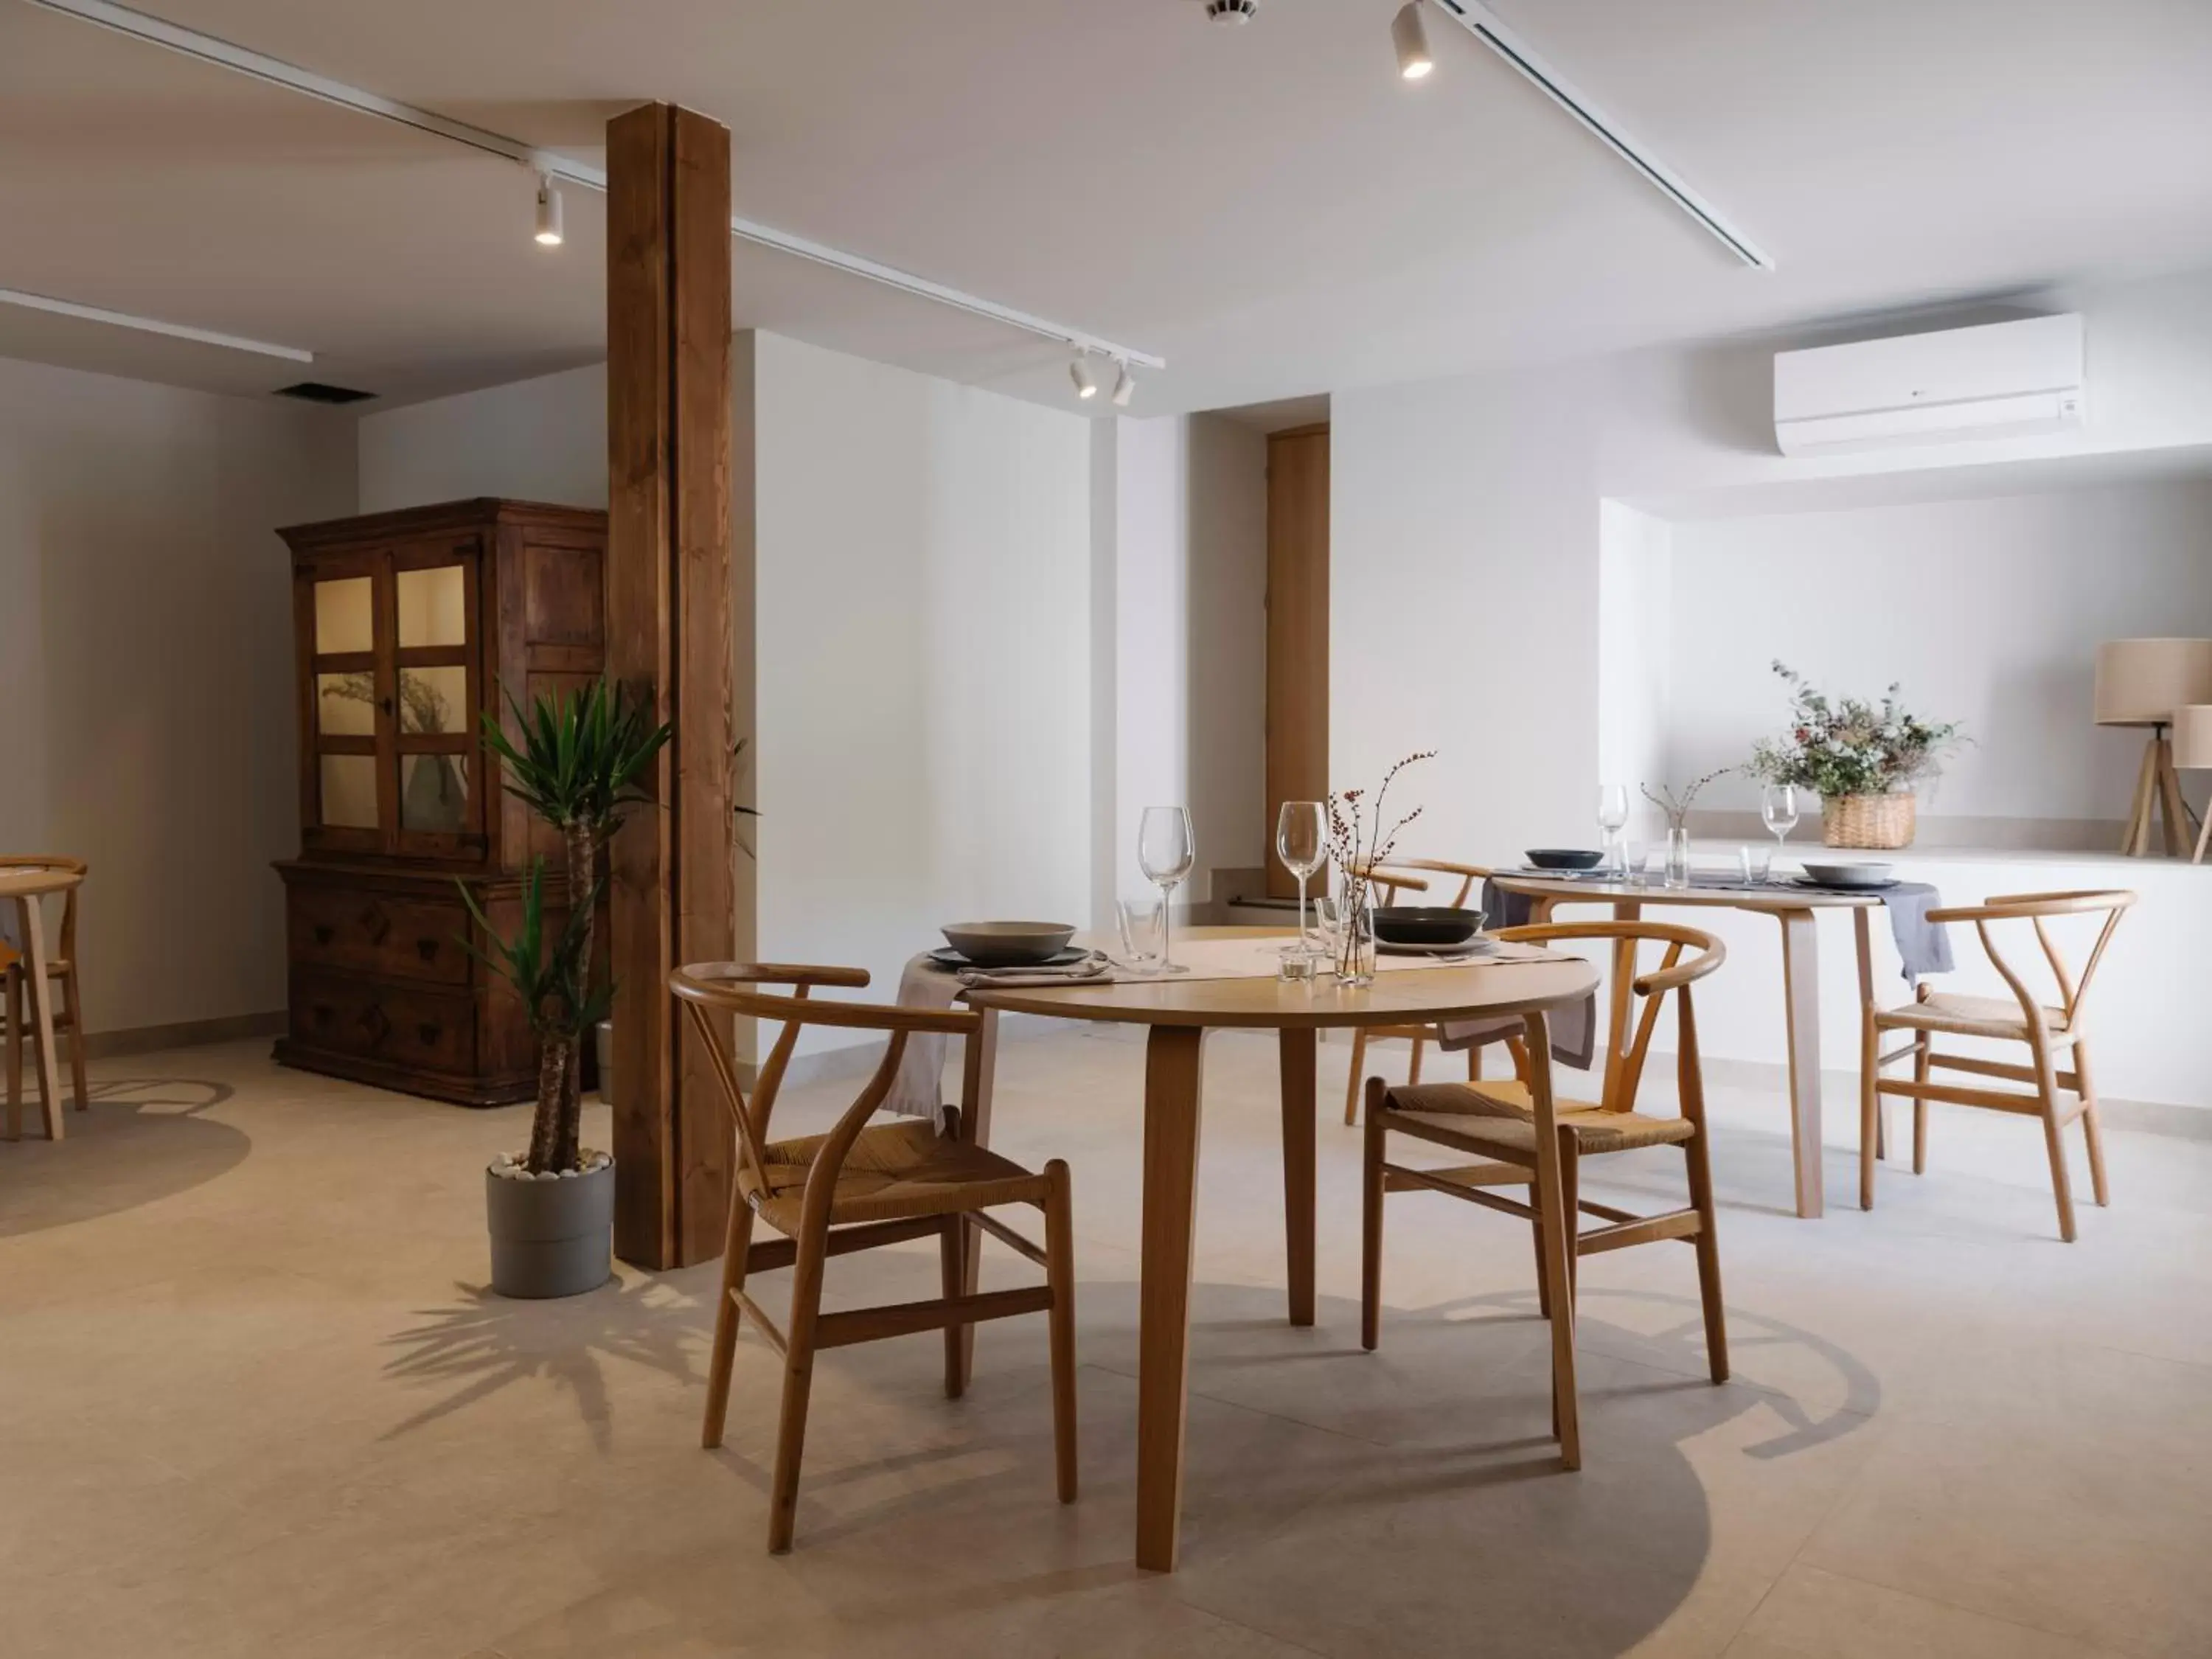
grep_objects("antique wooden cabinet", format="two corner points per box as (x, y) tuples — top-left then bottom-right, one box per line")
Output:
(273, 498), (606, 1105)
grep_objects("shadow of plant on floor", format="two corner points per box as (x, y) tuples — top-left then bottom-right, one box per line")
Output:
(0, 1077), (246, 1235)
(380, 1276), (711, 1450)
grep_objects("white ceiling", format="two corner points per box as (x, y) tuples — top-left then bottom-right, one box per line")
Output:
(3, 0), (2211, 415)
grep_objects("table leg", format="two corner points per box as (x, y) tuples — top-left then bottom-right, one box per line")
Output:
(954, 1007), (1001, 1383)
(15, 897), (63, 1141)
(1278, 1026), (1316, 1328)
(1136, 1023), (1206, 1572)
(1777, 908), (1823, 1218)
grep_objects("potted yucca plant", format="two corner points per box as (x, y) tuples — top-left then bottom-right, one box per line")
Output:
(465, 678), (669, 1298)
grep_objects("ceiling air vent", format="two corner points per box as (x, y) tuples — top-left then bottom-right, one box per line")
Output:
(274, 380), (375, 405)
(1206, 0), (1258, 22)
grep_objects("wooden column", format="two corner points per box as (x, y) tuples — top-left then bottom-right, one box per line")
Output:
(607, 102), (734, 1270)
(1265, 425), (1329, 897)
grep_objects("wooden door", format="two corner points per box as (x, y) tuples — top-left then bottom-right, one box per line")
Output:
(1265, 425), (1329, 897)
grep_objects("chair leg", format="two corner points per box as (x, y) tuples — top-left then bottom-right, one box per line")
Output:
(768, 1232), (829, 1553)
(1042, 1164), (1079, 1503)
(1858, 1007), (1880, 1211)
(701, 1202), (757, 1450)
(1557, 1128), (1580, 1304)
(1529, 1214), (1553, 1321)
(1683, 1133), (1729, 1385)
(939, 1214), (969, 1399)
(1911, 1036), (1931, 1175)
(4, 967), (21, 1144)
(1406, 1037), (1425, 1087)
(1361, 1082), (1386, 1352)
(1343, 1029), (1368, 1126)
(2074, 1041), (2111, 1208)
(1526, 1071), (1579, 1471)
(62, 967), (88, 1112)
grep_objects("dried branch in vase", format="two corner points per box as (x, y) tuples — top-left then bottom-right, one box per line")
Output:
(1326, 751), (1436, 978)
(1641, 768), (1733, 832)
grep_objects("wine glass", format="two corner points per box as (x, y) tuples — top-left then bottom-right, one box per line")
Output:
(1138, 806), (1197, 973)
(1275, 801), (1326, 957)
(1760, 785), (1800, 873)
(1597, 785), (1631, 876)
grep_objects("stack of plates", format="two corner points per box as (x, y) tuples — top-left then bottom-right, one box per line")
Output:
(1797, 861), (1898, 891)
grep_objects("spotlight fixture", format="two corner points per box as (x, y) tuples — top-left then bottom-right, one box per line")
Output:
(1070, 352), (1099, 400)
(533, 173), (563, 246)
(1111, 361), (1135, 408)
(1206, 0), (1258, 24)
(1391, 1), (1433, 80)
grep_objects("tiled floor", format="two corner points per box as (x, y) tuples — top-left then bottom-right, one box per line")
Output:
(3, 1029), (2208, 1658)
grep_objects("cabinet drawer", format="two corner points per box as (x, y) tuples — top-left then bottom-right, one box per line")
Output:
(288, 886), (472, 986)
(290, 970), (478, 1075)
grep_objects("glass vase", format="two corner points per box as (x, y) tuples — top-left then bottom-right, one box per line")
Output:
(1336, 885), (1377, 987)
(1664, 827), (1692, 890)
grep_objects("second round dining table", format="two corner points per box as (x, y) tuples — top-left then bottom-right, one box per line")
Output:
(961, 927), (1598, 1573)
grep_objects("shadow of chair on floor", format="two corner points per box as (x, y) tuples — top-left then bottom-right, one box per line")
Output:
(0, 1077), (245, 1236)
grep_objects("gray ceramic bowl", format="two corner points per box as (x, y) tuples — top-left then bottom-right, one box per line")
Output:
(940, 921), (1078, 967)
(1373, 906), (1486, 947)
(1803, 860), (1895, 888)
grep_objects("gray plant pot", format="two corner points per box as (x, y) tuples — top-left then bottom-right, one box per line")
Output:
(486, 1158), (615, 1299)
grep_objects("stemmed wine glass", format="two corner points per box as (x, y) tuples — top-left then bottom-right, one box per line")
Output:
(1276, 801), (1326, 959)
(1138, 806), (1197, 974)
(1597, 785), (1631, 877)
(1760, 785), (1800, 877)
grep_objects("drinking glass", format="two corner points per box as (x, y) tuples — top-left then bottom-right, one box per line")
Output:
(1276, 801), (1327, 956)
(1761, 785), (1801, 859)
(1137, 806), (1197, 973)
(1624, 839), (1650, 888)
(1738, 844), (1773, 886)
(1116, 896), (1165, 969)
(1596, 785), (1631, 875)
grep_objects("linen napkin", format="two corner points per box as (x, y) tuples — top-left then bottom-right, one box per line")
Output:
(883, 952), (1111, 1119)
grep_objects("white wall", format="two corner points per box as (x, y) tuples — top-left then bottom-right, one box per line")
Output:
(750, 333), (1095, 1052)
(357, 364), (605, 512)
(0, 355), (356, 1034)
(1597, 499), (1673, 835)
(1662, 480), (2212, 825)
(1108, 412), (1268, 906)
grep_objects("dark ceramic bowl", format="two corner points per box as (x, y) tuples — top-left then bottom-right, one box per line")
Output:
(1525, 848), (1604, 871)
(940, 921), (1077, 967)
(1371, 906), (1486, 947)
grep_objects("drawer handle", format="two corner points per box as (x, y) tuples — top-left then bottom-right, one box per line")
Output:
(417, 1023), (442, 1047)
(358, 902), (392, 946)
(358, 1005), (391, 1046)
(416, 938), (439, 964)
(313, 924), (335, 946)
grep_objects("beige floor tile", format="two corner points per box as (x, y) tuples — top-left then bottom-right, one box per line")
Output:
(1721, 1564), (2129, 1658)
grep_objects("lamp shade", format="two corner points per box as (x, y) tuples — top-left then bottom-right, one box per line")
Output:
(2093, 638), (2212, 727)
(2173, 705), (2212, 770)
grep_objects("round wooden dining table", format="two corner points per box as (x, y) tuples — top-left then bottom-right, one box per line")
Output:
(2, 862), (84, 1141)
(962, 928), (1599, 1572)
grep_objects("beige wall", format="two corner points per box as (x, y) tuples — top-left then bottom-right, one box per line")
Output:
(0, 355), (357, 1034)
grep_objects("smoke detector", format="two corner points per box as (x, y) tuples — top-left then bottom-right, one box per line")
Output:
(1206, 0), (1258, 23)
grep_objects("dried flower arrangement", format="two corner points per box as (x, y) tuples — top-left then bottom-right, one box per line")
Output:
(1745, 661), (1963, 799)
(1326, 750), (1436, 979)
(1641, 768), (1733, 832)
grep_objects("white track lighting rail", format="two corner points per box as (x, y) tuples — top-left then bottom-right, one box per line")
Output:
(20, 0), (1168, 370)
(1427, 0), (1773, 271)
(0, 284), (315, 361)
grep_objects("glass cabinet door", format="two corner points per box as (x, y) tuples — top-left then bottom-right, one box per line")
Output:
(299, 540), (484, 857)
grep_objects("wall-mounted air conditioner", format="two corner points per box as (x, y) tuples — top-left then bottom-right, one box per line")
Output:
(1773, 313), (2084, 456)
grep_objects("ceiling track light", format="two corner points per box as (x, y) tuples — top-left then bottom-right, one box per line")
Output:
(1070, 352), (1099, 400)
(1391, 1), (1434, 80)
(23, 0), (1167, 372)
(533, 172), (564, 246)
(1111, 361), (1135, 408)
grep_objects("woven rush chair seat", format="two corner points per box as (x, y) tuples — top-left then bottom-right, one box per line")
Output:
(744, 1117), (1052, 1232)
(1387, 1080), (1697, 1155)
(1878, 990), (2075, 1045)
